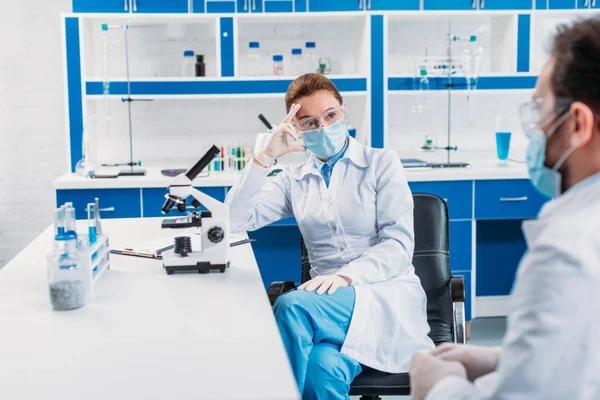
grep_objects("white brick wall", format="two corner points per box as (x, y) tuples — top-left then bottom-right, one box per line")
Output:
(0, 0), (71, 268)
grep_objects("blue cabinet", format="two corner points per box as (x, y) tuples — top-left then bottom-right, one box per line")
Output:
(479, 0), (532, 9)
(409, 181), (473, 220)
(132, 0), (189, 12)
(72, 0), (130, 12)
(476, 219), (526, 297)
(368, 0), (420, 10)
(56, 189), (142, 220)
(474, 180), (548, 220)
(449, 220), (472, 273)
(205, 0), (237, 12)
(263, 0), (307, 12)
(424, 0), (477, 10)
(425, 0), (531, 9)
(536, 0), (577, 8)
(308, 0), (364, 12)
(235, 0), (263, 12)
(142, 187), (227, 217)
(577, 0), (600, 8)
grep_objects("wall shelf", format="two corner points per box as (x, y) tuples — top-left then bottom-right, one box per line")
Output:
(387, 75), (537, 91)
(85, 76), (368, 97)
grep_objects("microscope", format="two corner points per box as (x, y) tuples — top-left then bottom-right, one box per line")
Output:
(160, 145), (230, 275)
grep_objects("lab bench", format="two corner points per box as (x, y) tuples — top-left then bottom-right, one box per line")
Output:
(55, 161), (549, 321)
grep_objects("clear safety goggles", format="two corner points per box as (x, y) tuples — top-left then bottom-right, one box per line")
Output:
(518, 97), (573, 138)
(295, 105), (345, 131)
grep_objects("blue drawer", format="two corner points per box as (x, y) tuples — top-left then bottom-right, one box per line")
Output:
(142, 187), (227, 218)
(56, 189), (141, 219)
(409, 181), (473, 220)
(449, 220), (472, 273)
(475, 180), (549, 220)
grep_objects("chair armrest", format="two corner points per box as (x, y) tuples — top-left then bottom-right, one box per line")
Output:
(267, 281), (297, 306)
(451, 276), (466, 303)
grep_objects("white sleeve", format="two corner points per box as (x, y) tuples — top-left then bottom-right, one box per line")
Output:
(470, 236), (591, 400)
(427, 376), (483, 400)
(336, 149), (414, 284)
(431, 232), (592, 400)
(225, 161), (293, 233)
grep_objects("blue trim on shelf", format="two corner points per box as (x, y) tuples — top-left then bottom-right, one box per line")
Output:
(220, 17), (234, 77)
(370, 15), (384, 149)
(517, 15), (531, 73)
(86, 78), (367, 95)
(388, 76), (537, 91)
(66, 18), (83, 173)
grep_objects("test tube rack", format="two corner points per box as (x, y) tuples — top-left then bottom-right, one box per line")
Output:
(80, 234), (111, 296)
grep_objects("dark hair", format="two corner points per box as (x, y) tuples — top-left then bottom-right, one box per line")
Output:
(285, 73), (343, 113)
(551, 17), (600, 114)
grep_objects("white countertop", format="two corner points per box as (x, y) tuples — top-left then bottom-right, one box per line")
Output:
(55, 149), (530, 190)
(0, 219), (299, 400)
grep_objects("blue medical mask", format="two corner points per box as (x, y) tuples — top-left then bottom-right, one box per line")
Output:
(302, 119), (349, 159)
(526, 112), (575, 199)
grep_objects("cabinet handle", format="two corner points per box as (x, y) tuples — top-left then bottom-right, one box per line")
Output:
(499, 197), (528, 202)
(244, 0), (248, 10)
(480, 0), (485, 8)
(472, 0), (477, 8)
(133, 0), (137, 12)
(85, 207), (115, 213)
(252, 0), (256, 10)
(124, 0), (129, 11)
(585, 0), (590, 6)
(367, 0), (371, 9)
(359, 0), (363, 9)
(593, 0), (596, 7)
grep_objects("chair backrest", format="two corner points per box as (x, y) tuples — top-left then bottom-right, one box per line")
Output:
(300, 193), (454, 345)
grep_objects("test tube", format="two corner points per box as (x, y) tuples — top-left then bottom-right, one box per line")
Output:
(54, 207), (65, 238)
(94, 198), (102, 236)
(87, 204), (97, 244)
(221, 147), (225, 171)
(64, 204), (77, 238)
(231, 146), (236, 171)
(242, 148), (246, 169)
(237, 146), (242, 170)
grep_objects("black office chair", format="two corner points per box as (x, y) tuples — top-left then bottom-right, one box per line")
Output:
(267, 193), (466, 399)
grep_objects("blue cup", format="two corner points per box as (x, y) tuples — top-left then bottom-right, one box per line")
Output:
(495, 131), (511, 161)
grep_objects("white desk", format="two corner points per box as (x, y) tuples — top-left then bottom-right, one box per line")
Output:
(0, 218), (299, 400)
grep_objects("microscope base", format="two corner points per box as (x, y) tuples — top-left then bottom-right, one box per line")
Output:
(164, 261), (230, 275)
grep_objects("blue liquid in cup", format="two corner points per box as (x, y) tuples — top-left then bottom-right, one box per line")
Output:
(495, 132), (512, 161)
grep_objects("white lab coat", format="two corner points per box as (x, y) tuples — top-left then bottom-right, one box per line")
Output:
(225, 137), (435, 373)
(427, 172), (600, 400)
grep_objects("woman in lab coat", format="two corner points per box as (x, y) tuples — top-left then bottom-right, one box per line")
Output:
(225, 73), (434, 399)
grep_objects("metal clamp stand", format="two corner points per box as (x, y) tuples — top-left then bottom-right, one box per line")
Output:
(118, 24), (150, 176)
(430, 20), (470, 169)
